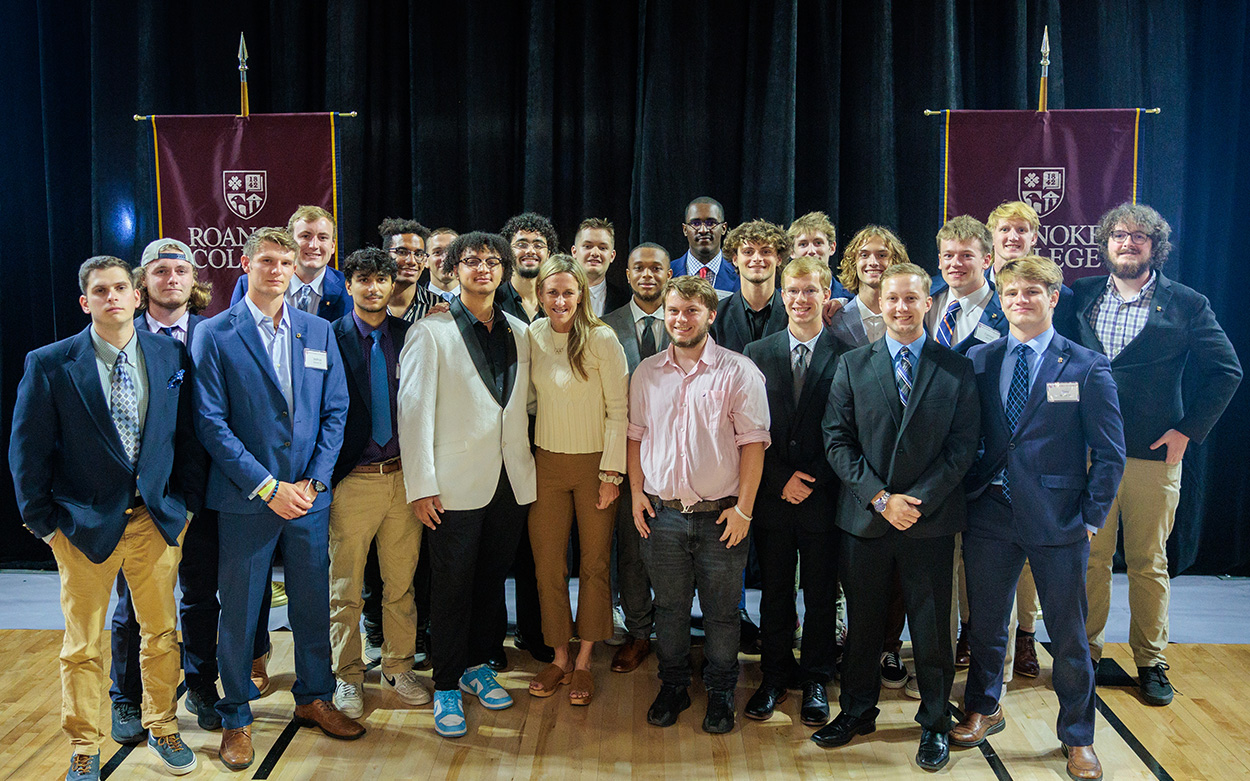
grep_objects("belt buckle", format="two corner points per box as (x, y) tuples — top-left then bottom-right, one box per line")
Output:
(681, 502), (694, 514)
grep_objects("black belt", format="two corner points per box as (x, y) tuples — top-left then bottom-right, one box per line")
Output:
(647, 494), (737, 514)
(985, 484), (1010, 504)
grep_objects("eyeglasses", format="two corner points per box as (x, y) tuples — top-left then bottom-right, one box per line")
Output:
(1109, 230), (1150, 245)
(459, 258), (503, 270)
(389, 247), (428, 260)
(511, 240), (547, 252)
(685, 219), (724, 230)
(782, 286), (825, 299)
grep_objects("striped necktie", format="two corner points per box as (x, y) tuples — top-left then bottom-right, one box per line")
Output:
(895, 346), (913, 407)
(936, 300), (961, 347)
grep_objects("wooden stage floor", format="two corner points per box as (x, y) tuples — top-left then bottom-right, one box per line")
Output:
(0, 631), (1244, 780)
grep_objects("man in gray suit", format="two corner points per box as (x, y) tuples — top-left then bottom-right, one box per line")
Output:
(827, 226), (910, 349)
(602, 243), (672, 673)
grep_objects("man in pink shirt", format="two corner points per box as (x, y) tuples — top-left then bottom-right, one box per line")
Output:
(627, 275), (770, 735)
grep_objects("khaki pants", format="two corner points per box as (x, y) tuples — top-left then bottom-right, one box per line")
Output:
(1086, 457), (1182, 667)
(329, 469), (421, 685)
(529, 449), (615, 644)
(52, 508), (184, 754)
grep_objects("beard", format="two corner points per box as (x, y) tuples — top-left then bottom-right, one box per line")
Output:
(670, 321), (711, 349)
(516, 263), (541, 279)
(1107, 253), (1151, 280)
(634, 286), (663, 303)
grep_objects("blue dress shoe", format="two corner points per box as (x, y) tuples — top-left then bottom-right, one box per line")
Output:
(110, 701), (147, 745)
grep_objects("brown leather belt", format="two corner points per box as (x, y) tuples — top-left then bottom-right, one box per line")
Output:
(985, 483), (1010, 503)
(352, 457), (402, 476)
(648, 494), (737, 514)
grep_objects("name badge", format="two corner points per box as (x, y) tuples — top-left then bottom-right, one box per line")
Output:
(974, 323), (1000, 343)
(1047, 381), (1079, 402)
(304, 348), (328, 371)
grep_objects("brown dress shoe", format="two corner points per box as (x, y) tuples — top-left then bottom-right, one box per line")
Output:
(611, 636), (652, 673)
(219, 725), (253, 771)
(1014, 631), (1040, 678)
(949, 706), (1005, 746)
(293, 699), (366, 740)
(955, 624), (971, 668)
(251, 651), (270, 694)
(1062, 744), (1102, 780)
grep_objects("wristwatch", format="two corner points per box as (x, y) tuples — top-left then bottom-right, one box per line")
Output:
(311, 480), (327, 493)
(872, 491), (892, 514)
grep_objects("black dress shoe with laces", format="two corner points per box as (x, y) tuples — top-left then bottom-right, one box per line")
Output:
(916, 729), (950, 771)
(744, 683), (787, 720)
(810, 710), (876, 748)
(703, 689), (736, 734)
(800, 681), (830, 726)
(647, 684), (691, 727)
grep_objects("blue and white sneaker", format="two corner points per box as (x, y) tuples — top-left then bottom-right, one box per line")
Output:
(65, 753), (99, 781)
(459, 664), (514, 710)
(148, 732), (197, 775)
(433, 689), (467, 738)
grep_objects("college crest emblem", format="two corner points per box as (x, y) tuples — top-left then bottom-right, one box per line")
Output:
(223, 170), (268, 220)
(1017, 167), (1065, 219)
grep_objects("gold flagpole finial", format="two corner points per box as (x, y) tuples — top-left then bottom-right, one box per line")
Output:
(238, 33), (250, 118)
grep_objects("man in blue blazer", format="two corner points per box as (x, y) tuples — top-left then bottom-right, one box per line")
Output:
(671, 196), (740, 294)
(926, 216), (1009, 355)
(192, 227), (360, 770)
(230, 205), (349, 322)
(10, 255), (204, 780)
(954, 256), (1125, 781)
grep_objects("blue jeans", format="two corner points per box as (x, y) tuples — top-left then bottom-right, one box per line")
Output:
(640, 503), (748, 692)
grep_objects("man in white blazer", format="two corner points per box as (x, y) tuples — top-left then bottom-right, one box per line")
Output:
(398, 231), (537, 739)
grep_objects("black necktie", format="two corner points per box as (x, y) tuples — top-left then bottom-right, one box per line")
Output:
(793, 343), (810, 403)
(640, 316), (658, 359)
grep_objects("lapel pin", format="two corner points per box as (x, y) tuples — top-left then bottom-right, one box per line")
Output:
(296, 332), (302, 338)
(1057, 357), (1064, 364)
(1156, 305), (1162, 311)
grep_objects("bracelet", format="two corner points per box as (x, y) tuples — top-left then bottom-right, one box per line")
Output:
(264, 481), (280, 503)
(733, 505), (752, 522)
(599, 471), (624, 485)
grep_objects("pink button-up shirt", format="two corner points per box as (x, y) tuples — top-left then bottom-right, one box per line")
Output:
(627, 337), (770, 506)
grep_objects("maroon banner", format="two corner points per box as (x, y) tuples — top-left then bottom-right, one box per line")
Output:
(152, 113), (338, 314)
(943, 109), (1140, 282)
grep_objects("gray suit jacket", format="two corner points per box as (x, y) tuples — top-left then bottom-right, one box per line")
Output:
(603, 301), (669, 375)
(828, 295), (871, 348)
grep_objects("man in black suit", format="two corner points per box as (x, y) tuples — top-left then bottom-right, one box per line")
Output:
(327, 248), (431, 720)
(602, 243), (673, 673)
(498, 213), (557, 324)
(712, 219), (789, 354)
(1074, 203), (1241, 706)
(572, 217), (631, 317)
(815, 263), (980, 772)
(743, 257), (847, 727)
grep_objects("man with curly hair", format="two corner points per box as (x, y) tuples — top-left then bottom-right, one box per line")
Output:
(827, 225), (909, 349)
(498, 212), (559, 323)
(711, 219), (790, 354)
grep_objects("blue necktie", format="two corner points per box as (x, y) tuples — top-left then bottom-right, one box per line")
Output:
(369, 330), (392, 447)
(159, 326), (175, 337)
(111, 351), (141, 465)
(1001, 343), (1032, 501)
(295, 285), (314, 313)
(936, 300), (960, 347)
(895, 346), (913, 407)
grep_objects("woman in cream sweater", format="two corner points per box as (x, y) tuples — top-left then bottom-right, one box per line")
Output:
(526, 254), (629, 706)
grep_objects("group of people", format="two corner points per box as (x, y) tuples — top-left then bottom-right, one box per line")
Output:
(9, 196), (1240, 781)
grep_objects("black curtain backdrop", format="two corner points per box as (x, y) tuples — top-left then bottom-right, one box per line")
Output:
(1, 0), (1245, 571)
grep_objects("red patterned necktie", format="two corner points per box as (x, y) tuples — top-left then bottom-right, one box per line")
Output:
(698, 266), (709, 280)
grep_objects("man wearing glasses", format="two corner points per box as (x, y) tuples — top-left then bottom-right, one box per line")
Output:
(379, 217), (443, 322)
(397, 232), (537, 738)
(1073, 203), (1241, 708)
(672, 196), (739, 295)
(498, 212), (559, 323)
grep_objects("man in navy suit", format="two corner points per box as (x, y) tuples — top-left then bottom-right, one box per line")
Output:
(953, 256), (1125, 781)
(1074, 203), (1241, 707)
(743, 257), (848, 727)
(671, 196), (739, 294)
(926, 216), (1008, 355)
(230, 205), (349, 322)
(712, 219), (789, 353)
(193, 227), (360, 771)
(10, 255), (204, 780)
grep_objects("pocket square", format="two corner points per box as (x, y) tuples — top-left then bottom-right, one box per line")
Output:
(167, 369), (186, 389)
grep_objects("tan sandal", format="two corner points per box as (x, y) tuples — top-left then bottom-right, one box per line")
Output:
(569, 668), (594, 706)
(529, 663), (573, 697)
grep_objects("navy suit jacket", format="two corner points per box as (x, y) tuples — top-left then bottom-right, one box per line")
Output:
(330, 314), (411, 487)
(745, 328), (847, 532)
(9, 327), (205, 563)
(965, 333), (1126, 545)
(230, 266), (350, 322)
(191, 299), (349, 515)
(928, 278), (1009, 355)
(822, 337), (980, 539)
(712, 289), (787, 353)
(1071, 272), (1242, 460)
(671, 250), (740, 293)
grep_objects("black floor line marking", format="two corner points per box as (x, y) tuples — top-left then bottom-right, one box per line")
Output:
(100, 744), (135, 779)
(1041, 642), (1174, 781)
(949, 703), (1014, 781)
(251, 720), (301, 780)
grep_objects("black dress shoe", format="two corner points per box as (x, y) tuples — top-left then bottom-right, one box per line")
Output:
(703, 688), (736, 734)
(745, 683), (787, 720)
(800, 681), (830, 726)
(486, 645), (509, 672)
(513, 632), (556, 664)
(810, 710), (876, 748)
(647, 684), (691, 727)
(916, 729), (950, 771)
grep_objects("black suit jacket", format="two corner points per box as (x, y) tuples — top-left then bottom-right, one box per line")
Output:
(1072, 272), (1242, 460)
(745, 329), (847, 532)
(331, 314), (412, 487)
(822, 337), (980, 539)
(712, 289), (787, 353)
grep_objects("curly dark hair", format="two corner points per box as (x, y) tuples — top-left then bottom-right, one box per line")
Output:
(342, 246), (400, 283)
(378, 218), (430, 245)
(500, 212), (559, 253)
(443, 232), (515, 280)
(1095, 202), (1172, 269)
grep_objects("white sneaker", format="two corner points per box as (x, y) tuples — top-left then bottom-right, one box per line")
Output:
(384, 669), (433, 706)
(605, 605), (628, 647)
(333, 679), (365, 719)
(904, 674), (921, 700)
